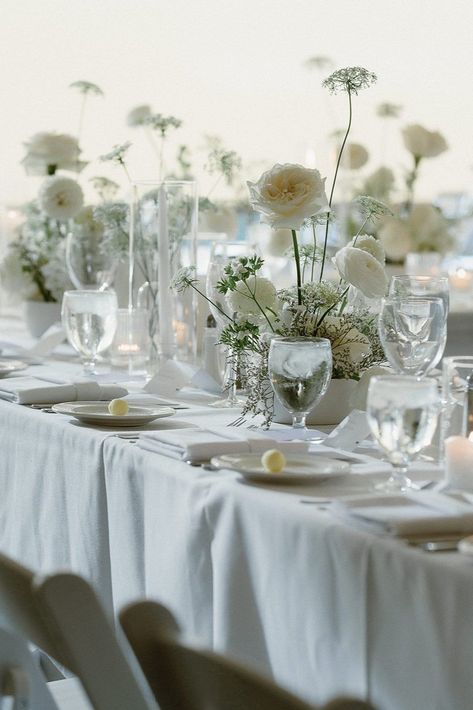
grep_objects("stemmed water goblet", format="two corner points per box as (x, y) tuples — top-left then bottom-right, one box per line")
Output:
(378, 296), (446, 378)
(367, 375), (440, 492)
(62, 290), (118, 375)
(389, 274), (449, 320)
(66, 230), (118, 290)
(268, 337), (332, 435)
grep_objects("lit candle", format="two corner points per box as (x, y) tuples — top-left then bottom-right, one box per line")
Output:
(445, 434), (473, 490)
(174, 320), (188, 349)
(158, 185), (174, 359)
(449, 268), (473, 292)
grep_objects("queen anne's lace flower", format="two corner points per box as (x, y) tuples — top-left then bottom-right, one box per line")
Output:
(38, 176), (84, 220)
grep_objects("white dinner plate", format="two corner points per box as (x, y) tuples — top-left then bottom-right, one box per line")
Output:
(0, 359), (28, 378)
(52, 401), (175, 427)
(210, 453), (350, 484)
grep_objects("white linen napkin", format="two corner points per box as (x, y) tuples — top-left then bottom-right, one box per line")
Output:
(0, 377), (128, 404)
(137, 426), (309, 463)
(332, 491), (473, 536)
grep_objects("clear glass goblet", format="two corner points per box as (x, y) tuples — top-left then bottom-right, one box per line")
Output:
(378, 296), (446, 378)
(206, 240), (257, 408)
(66, 230), (118, 290)
(268, 337), (332, 433)
(367, 375), (440, 492)
(62, 290), (118, 375)
(389, 274), (449, 321)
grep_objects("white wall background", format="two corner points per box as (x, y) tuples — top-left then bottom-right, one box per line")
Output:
(1, 0), (472, 204)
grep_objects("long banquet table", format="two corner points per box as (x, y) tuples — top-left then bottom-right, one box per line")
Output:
(1, 322), (473, 710)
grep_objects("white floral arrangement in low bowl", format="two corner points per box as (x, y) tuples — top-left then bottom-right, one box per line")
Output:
(173, 66), (392, 425)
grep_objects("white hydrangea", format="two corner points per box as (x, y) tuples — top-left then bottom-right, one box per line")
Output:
(39, 176), (84, 220)
(227, 276), (277, 315)
(0, 250), (38, 302)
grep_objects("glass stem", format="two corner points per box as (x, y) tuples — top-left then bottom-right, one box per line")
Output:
(391, 462), (411, 488)
(292, 412), (307, 429)
(82, 357), (96, 375)
(226, 349), (239, 406)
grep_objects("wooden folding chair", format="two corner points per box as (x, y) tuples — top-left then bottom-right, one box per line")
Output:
(120, 599), (376, 710)
(0, 552), (157, 710)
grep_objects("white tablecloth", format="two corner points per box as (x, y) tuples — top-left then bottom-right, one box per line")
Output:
(1, 322), (473, 709)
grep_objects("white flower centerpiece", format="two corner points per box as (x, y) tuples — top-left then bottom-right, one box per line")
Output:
(0, 81), (104, 316)
(173, 67), (391, 425)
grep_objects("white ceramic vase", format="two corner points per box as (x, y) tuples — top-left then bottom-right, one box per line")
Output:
(272, 378), (358, 426)
(24, 300), (61, 338)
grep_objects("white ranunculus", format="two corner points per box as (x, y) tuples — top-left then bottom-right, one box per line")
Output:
(334, 246), (388, 299)
(321, 316), (371, 366)
(247, 163), (329, 229)
(22, 132), (85, 175)
(227, 276), (277, 315)
(402, 124), (448, 159)
(378, 217), (412, 262)
(126, 105), (152, 127)
(348, 234), (385, 264)
(39, 176), (84, 220)
(342, 142), (369, 170)
(349, 365), (393, 411)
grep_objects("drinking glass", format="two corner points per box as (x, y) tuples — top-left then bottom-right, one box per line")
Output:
(268, 337), (332, 432)
(206, 240), (256, 408)
(367, 375), (440, 492)
(62, 290), (118, 375)
(441, 356), (473, 449)
(389, 274), (449, 321)
(378, 296), (446, 377)
(66, 230), (118, 290)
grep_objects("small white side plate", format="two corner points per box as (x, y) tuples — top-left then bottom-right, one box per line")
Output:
(52, 401), (175, 427)
(0, 360), (28, 378)
(210, 453), (349, 484)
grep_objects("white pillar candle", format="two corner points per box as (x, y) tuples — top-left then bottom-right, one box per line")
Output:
(158, 185), (174, 359)
(445, 435), (473, 490)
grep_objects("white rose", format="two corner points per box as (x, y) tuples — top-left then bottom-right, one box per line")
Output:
(402, 124), (448, 159)
(348, 234), (385, 264)
(349, 365), (393, 411)
(334, 246), (388, 299)
(247, 163), (329, 229)
(321, 316), (371, 366)
(378, 217), (412, 262)
(342, 142), (369, 170)
(39, 176), (84, 220)
(22, 132), (86, 175)
(227, 276), (277, 315)
(126, 104), (152, 127)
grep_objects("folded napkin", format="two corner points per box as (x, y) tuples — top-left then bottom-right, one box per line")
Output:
(0, 377), (128, 405)
(332, 491), (473, 537)
(137, 425), (309, 463)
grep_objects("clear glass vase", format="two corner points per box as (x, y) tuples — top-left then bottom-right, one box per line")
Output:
(129, 180), (198, 373)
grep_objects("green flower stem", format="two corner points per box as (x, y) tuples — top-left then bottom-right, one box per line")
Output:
(310, 223), (317, 281)
(351, 215), (369, 245)
(187, 282), (234, 324)
(316, 285), (350, 329)
(292, 229), (302, 305)
(319, 88), (353, 282)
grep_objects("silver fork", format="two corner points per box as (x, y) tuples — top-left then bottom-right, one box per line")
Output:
(227, 415), (247, 427)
